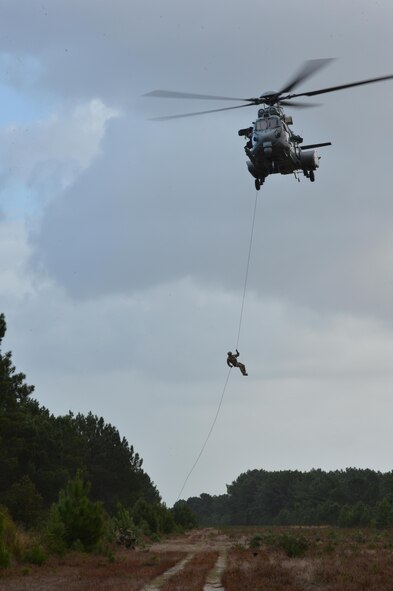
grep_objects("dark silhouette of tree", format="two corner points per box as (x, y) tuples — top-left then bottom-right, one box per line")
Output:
(0, 313), (34, 409)
(185, 468), (393, 528)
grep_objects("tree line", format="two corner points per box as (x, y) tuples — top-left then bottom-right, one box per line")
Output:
(185, 468), (393, 528)
(0, 313), (195, 560)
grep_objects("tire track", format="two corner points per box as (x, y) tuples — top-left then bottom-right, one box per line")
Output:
(141, 552), (195, 591)
(203, 548), (227, 591)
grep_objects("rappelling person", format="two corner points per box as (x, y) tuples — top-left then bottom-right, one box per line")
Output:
(227, 349), (248, 376)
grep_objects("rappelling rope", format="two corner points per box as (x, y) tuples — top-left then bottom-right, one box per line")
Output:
(175, 368), (231, 502)
(236, 189), (259, 349)
(175, 189), (259, 503)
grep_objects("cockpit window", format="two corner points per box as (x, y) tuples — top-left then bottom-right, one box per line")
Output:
(268, 117), (280, 128)
(255, 119), (268, 131)
(255, 117), (280, 131)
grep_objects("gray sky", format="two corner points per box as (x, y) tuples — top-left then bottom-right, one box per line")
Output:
(2, 0), (393, 504)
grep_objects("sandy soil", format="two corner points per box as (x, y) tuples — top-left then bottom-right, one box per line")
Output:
(0, 529), (229, 591)
(150, 528), (231, 554)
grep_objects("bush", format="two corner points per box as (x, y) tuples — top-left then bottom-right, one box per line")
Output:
(277, 533), (309, 558)
(132, 499), (159, 534)
(0, 507), (17, 568)
(374, 498), (393, 529)
(5, 476), (43, 528)
(338, 502), (372, 528)
(112, 504), (138, 548)
(46, 505), (67, 554)
(24, 544), (47, 566)
(47, 472), (105, 552)
(0, 543), (10, 568)
(248, 533), (263, 549)
(157, 505), (176, 534)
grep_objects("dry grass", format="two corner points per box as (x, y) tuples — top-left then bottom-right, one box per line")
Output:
(160, 551), (219, 591)
(0, 549), (184, 591)
(3, 526), (393, 590)
(310, 549), (393, 590)
(222, 526), (393, 591)
(223, 548), (305, 591)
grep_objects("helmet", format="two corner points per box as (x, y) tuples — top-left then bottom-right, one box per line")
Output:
(227, 351), (232, 356)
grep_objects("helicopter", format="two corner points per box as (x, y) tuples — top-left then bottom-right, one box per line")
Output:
(145, 59), (393, 190)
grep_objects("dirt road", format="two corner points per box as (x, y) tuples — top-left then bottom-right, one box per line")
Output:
(0, 529), (229, 591)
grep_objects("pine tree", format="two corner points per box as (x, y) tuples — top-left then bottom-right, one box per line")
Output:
(0, 314), (34, 409)
(48, 471), (105, 551)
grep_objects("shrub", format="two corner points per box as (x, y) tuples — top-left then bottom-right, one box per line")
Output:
(248, 533), (263, 549)
(47, 472), (105, 552)
(157, 504), (176, 534)
(0, 544), (10, 568)
(277, 533), (309, 558)
(0, 507), (17, 568)
(46, 504), (67, 554)
(5, 476), (43, 528)
(374, 498), (393, 529)
(132, 499), (159, 534)
(24, 544), (47, 566)
(112, 504), (138, 548)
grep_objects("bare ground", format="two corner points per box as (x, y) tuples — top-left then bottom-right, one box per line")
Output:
(0, 529), (228, 591)
(3, 526), (393, 590)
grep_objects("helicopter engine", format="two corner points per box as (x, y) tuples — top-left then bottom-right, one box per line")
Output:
(299, 149), (319, 171)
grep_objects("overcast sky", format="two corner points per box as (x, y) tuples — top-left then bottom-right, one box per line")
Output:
(2, 0), (393, 504)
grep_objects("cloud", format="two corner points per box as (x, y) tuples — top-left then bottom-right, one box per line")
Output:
(0, 219), (35, 298)
(27, 104), (393, 329)
(0, 99), (119, 200)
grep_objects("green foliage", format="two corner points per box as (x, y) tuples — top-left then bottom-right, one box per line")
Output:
(47, 472), (105, 552)
(46, 505), (67, 554)
(186, 468), (393, 528)
(5, 476), (43, 528)
(246, 530), (309, 557)
(0, 508), (17, 568)
(277, 533), (309, 558)
(248, 533), (263, 549)
(171, 500), (197, 530)
(374, 497), (393, 529)
(113, 499), (194, 541)
(111, 504), (138, 548)
(0, 513), (10, 568)
(24, 544), (47, 566)
(156, 504), (176, 534)
(185, 493), (229, 526)
(132, 499), (159, 534)
(73, 412), (160, 511)
(0, 547), (10, 568)
(0, 313), (35, 409)
(112, 503), (136, 532)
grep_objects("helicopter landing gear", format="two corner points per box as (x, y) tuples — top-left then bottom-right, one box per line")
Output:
(255, 178), (264, 191)
(309, 170), (315, 182)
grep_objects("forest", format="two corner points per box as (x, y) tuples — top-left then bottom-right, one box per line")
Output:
(0, 313), (195, 565)
(185, 467), (393, 528)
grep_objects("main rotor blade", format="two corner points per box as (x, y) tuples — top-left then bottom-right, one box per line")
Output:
(149, 103), (255, 121)
(279, 58), (335, 94)
(287, 74), (393, 99)
(279, 100), (320, 109)
(144, 89), (251, 101)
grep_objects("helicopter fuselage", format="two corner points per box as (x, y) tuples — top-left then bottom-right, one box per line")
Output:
(239, 105), (328, 189)
(148, 60), (393, 191)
